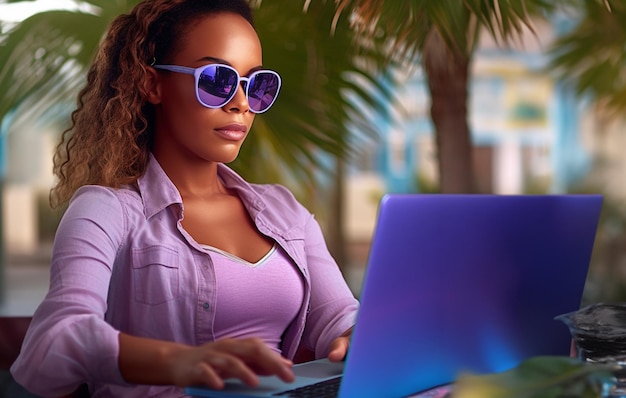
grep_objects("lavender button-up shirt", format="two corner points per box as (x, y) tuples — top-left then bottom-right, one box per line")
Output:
(11, 156), (359, 398)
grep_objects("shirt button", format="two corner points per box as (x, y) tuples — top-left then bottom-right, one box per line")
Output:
(202, 302), (210, 310)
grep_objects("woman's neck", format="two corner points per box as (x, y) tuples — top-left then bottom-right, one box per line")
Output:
(152, 150), (226, 198)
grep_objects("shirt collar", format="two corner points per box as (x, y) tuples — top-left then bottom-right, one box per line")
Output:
(137, 154), (183, 219)
(137, 154), (266, 219)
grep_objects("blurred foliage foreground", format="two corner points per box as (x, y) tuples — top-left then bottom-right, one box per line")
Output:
(450, 356), (618, 398)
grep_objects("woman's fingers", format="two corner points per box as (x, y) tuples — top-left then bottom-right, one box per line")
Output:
(327, 336), (350, 362)
(192, 361), (225, 390)
(181, 338), (294, 389)
(223, 338), (294, 382)
(205, 354), (260, 387)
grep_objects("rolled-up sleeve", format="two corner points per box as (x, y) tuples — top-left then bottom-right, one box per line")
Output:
(301, 214), (359, 358)
(10, 186), (128, 397)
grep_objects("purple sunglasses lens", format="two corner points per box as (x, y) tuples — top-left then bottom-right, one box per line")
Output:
(197, 65), (238, 107)
(247, 72), (280, 112)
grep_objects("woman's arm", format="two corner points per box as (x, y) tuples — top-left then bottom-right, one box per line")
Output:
(300, 213), (360, 359)
(10, 187), (126, 396)
(118, 333), (294, 389)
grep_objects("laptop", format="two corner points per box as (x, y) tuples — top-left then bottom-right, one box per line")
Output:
(186, 194), (603, 398)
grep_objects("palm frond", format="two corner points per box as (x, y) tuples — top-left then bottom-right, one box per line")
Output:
(548, 0), (626, 116)
(0, 7), (116, 123)
(333, 0), (559, 63)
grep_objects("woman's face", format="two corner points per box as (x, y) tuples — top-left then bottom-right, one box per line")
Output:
(150, 12), (262, 165)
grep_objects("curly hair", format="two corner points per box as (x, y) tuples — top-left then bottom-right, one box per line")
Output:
(50, 0), (255, 208)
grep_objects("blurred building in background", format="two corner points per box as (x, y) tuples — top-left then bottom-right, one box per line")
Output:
(342, 19), (626, 301)
(2, 117), (57, 256)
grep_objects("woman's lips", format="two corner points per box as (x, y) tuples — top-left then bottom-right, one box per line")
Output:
(214, 124), (247, 141)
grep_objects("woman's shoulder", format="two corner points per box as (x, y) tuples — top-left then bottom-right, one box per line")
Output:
(69, 184), (144, 217)
(72, 183), (141, 202)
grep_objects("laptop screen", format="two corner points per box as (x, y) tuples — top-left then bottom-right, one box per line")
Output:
(340, 194), (603, 397)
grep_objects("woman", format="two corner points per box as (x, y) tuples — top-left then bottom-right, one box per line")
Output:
(10, 0), (359, 396)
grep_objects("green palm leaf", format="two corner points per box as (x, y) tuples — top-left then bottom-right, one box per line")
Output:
(548, 0), (626, 116)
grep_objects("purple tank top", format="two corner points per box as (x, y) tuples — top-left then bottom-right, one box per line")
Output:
(204, 243), (305, 354)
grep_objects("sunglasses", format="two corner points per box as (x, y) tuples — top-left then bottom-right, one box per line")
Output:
(152, 63), (281, 113)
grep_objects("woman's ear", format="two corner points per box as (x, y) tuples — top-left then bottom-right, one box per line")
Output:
(143, 66), (161, 105)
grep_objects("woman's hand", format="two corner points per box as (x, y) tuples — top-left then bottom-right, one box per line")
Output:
(119, 333), (293, 390)
(327, 327), (353, 362)
(168, 337), (294, 389)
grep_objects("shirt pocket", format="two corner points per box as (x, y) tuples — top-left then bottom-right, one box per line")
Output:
(132, 245), (180, 305)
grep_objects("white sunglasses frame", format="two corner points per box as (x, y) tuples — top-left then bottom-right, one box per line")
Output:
(152, 63), (281, 114)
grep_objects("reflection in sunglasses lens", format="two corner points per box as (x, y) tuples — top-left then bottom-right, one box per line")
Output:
(198, 65), (237, 107)
(249, 73), (279, 113)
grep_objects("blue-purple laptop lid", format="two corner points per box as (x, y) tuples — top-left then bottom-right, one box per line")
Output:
(339, 194), (603, 397)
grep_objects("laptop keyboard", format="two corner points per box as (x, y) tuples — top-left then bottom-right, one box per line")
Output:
(272, 376), (342, 397)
